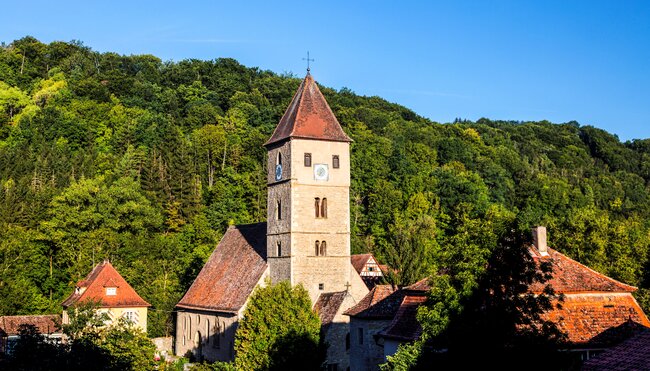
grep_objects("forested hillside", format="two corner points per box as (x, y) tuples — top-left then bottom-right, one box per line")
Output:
(2, 37), (650, 337)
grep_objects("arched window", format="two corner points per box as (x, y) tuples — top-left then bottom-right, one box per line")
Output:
(315, 198), (321, 218)
(277, 241), (282, 257)
(277, 152), (282, 166)
(206, 319), (210, 345)
(333, 155), (340, 169)
(320, 241), (327, 256)
(321, 198), (327, 218)
(315, 241), (320, 256)
(277, 199), (282, 220)
(213, 319), (221, 349)
(304, 153), (312, 167)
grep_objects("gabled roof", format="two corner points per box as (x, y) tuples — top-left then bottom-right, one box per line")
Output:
(344, 285), (403, 319)
(264, 73), (352, 147)
(0, 315), (61, 336)
(378, 295), (427, 342)
(176, 223), (267, 313)
(582, 326), (650, 370)
(541, 294), (650, 347)
(528, 247), (637, 294)
(62, 261), (150, 308)
(351, 254), (373, 274)
(314, 291), (347, 326)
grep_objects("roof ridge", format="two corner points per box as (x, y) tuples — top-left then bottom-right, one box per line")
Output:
(550, 247), (637, 292)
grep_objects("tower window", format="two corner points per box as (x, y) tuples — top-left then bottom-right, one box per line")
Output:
(315, 240), (320, 256)
(277, 241), (282, 257)
(277, 199), (282, 220)
(319, 283), (324, 290)
(321, 198), (327, 218)
(315, 198), (321, 218)
(304, 153), (312, 167)
(320, 241), (327, 256)
(277, 152), (282, 165)
(333, 155), (340, 169)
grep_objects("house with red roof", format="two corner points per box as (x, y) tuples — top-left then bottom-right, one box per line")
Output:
(62, 260), (150, 333)
(351, 254), (386, 289)
(0, 314), (62, 356)
(345, 227), (650, 370)
(174, 73), (370, 369)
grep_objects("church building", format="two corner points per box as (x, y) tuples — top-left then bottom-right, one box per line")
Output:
(174, 72), (370, 368)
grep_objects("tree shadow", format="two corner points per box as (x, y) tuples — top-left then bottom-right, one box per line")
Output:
(267, 329), (326, 371)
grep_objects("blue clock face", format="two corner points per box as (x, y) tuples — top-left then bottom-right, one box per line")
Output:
(275, 164), (282, 180)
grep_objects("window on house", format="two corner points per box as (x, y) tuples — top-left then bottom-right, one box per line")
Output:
(358, 328), (364, 345)
(304, 153), (312, 167)
(214, 321), (221, 349)
(106, 287), (117, 296)
(315, 241), (320, 256)
(123, 311), (138, 324)
(321, 198), (327, 218)
(333, 155), (340, 169)
(277, 199), (282, 220)
(320, 241), (327, 256)
(315, 198), (320, 218)
(277, 241), (282, 257)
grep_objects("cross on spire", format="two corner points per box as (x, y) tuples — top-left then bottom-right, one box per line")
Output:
(302, 51), (314, 73)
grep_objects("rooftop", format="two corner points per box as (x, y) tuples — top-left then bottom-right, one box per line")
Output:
(0, 315), (61, 336)
(176, 223), (268, 313)
(62, 260), (150, 308)
(264, 73), (352, 146)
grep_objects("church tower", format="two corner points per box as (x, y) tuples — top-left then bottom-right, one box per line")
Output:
(264, 73), (353, 303)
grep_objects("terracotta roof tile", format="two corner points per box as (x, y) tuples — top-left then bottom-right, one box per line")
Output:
(314, 291), (347, 326)
(582, 326), (650, 370)
(176, 223), (267, 313)
(403, 278), (431, 293)
(529, 247), (636, 294)
(62, 261), (150, 308)
(378, 294), (427, 341)
(0, 315), (62, 335)
(344, 285), (403, 319)
(542, 294), (650, 347)
(351, 254), (372, 274)
(264, 73), (352, 146)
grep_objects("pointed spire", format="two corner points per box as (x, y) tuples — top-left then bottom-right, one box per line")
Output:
(264, 74), (352, 147)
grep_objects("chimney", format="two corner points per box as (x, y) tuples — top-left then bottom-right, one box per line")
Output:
(532, 226), (548, 256)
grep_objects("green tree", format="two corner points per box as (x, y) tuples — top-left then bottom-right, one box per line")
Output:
(234, 281), (324, 371)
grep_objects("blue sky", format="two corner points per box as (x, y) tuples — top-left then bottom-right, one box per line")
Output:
(3, 1), (649, 140)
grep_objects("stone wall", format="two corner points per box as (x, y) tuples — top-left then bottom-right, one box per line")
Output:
(174, 309), (238, 362)
(349, 318), (392, 371)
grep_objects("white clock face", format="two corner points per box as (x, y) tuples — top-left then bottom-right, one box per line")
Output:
(314, 164), (329, 180)
(275, 164), (282, 181)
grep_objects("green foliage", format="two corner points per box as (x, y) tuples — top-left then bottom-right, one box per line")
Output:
(234, 281), (324, 371)
(2, 37), (650, 354)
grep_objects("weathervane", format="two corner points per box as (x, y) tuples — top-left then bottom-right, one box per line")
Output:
(302, 51), (314, 73)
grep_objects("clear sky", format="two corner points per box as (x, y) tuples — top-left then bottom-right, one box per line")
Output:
(3, 1), (649, 141)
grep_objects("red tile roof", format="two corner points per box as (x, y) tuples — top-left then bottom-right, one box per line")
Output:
(379, 295), (427, 341)
(542, 294), (650, 347)
(264, 73), (352, 147)
(176, 223), (267, 313)
(403, 278), (431, 293)
(529, 247), (636, 294)
(351, 254), (372, 274)
(344, 285), (403, 319)
(582, 326), (650, 370)
(0, 315), (61, 336)
(314, 291), (347, 326)
(62, 261), (150, 308)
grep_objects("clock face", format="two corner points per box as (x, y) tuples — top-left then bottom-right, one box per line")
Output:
(314, 164), (329, 180)
(275, 164), (282, 181)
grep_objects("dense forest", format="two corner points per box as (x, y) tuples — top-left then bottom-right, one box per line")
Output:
(2, 36), (650, 339)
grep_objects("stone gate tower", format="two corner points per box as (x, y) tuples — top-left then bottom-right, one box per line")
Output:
(264, 72), (353, 303)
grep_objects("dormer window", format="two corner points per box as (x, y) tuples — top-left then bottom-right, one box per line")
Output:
(106, 287), (117, 296)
